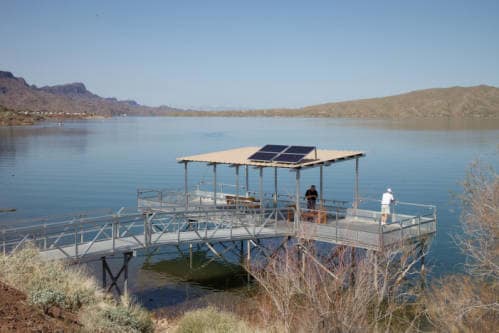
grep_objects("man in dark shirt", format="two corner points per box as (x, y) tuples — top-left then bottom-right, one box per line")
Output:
(305, 185), (318, 210)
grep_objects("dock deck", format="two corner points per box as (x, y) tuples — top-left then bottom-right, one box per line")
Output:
(2, 194), (436, 261)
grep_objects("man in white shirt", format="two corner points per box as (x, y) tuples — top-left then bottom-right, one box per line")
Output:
(381, 188), (395, 224)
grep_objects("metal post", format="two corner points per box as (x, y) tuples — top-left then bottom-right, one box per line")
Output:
(43, 224), (47, 250)
(354, 158), (359, 210)
(319, 165), (324, 207)
(245, 165), (249, 194)
(262, 167), (264, 226)
(295, 169), (301, 224)
(184, 161), (189, 210)
(301, 247), (306, 274)
(274, 167), (278, 207)
(144, 213), (150, 248)
(124, 253), (129, 295)
(101, 257), (107, 288)
(374, 251), (378, 291)
(189, 243), (193, 269)
(350, 247), (356, 286)
(246, 239), (251, 283)
(74, 224), (79, 258)
(213, 163), (217, 208)
(235, 165), (240, 209)
(259, 167), (264, 217)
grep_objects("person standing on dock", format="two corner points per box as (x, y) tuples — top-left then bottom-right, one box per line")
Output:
(305, 185), (318, 210)
(381, 188), (395, 224)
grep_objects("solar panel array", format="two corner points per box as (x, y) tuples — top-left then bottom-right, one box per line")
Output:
(248, 145), (316, 164)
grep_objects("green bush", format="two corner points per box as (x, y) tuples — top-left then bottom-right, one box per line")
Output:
(79, 295), (153, 333)
(175, 306), (254, 333)
(0, 246), (153, 332)
(29, 289), (66, 313)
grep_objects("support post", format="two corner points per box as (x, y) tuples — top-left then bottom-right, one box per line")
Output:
(189, 243), (193, 269)
(354, 158), (359, 210)
(301, 246), (306, 274)
(350, 247), (356, 286)
(319, 165), (324, 208)
(274, 167), (278, 207)
(213, 163), (217, 208)
(295, 169), (301, 224)
(102, 256), (107, 288)
(184, 161), (189, 210)
(123, 253), (129, 295)
(235, 165), (239, 209)
(245, 165), (249, 194)
(246, 239), (251, 284)
(259, 167), (264, 217)
(101, 252), (134, 296)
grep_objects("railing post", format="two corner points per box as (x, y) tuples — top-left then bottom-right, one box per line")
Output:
(74, 223), (79, 258)
(2, 229), (5, 255)
(43, 224), (47, 250)
(143, 213), (150, 248)
(418, 216), (421, 237)
(112, 218), (117, 252)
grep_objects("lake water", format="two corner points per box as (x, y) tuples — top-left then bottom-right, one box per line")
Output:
(0, 117), (498, 309)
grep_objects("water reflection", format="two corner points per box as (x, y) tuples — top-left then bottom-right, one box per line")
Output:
(323, 118), (499, 131)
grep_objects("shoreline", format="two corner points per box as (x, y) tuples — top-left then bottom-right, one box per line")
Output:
(0, 108), (108, 126)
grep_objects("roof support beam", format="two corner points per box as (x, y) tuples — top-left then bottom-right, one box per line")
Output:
(320, 165), (324, 208)
(235, 165), (240, 209)
(354, 157), (359, 211)
(213, 163), (217, 208)
(245, 165), (249, 194)
(295, 169), (301, 224)
(184, 161), (189, 210)
(274, 167), (278, 208)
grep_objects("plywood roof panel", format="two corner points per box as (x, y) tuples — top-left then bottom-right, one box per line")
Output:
(177, 146), (365, 169)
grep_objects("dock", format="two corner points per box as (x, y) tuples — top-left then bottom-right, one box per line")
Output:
(2, 145), (437, 293)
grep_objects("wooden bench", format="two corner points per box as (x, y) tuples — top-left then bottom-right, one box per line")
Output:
(287, 206), (327, 224)
(225, 195), (261, 209)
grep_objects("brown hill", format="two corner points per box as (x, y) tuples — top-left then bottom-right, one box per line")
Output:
(0, 71), (179, 116)
(167, 85), (499, 118)
(1, 70), (498, 118)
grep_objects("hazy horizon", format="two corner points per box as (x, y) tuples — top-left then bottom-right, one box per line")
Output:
(1, 0), (499, 109)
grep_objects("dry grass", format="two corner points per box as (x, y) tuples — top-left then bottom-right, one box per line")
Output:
(0, 245), (153, 332)
(173, 306), (256, 333)
(247, 238), (427, 333)
(425, 160), (499, 331)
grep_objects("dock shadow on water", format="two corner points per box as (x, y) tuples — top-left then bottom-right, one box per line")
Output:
(133, 249), (250, 311)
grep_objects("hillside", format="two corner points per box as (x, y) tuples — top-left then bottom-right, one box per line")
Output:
(0, 71), (180, 117)
(167, 85), (499, 118)
(1, 70), (498, 119)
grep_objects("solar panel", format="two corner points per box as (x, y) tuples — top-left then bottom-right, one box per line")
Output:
(248, 151), (279, 161)
(260, 144), (289, 153)
(284, 146), (315, 155)
(248, 144), (317, 164)
(273, 153), (307, 163)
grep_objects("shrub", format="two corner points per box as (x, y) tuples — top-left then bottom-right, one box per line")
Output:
(79, 296), (154, 333)
(0, 246), (153, 332)
(175, 306), (254, 333)
(29, 289), (66, 314)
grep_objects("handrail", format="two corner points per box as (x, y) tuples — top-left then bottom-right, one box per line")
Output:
(358, 196), (436, 210)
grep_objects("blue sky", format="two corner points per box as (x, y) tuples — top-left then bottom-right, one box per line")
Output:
(1, 0), (498, 109)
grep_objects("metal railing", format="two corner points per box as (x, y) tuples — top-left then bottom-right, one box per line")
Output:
(1, 206), (293, 261)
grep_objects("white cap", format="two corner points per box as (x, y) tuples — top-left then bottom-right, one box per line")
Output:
(387, 188), (392, 193)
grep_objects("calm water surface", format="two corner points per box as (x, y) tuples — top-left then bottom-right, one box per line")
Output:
(1, 117), (498, 309)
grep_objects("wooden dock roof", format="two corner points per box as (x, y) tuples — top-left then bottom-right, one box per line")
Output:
(177, 146), (365, 169)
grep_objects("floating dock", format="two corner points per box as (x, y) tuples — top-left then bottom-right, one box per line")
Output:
(2, 145), (437, 293)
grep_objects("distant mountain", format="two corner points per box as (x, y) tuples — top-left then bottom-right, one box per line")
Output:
(165, 85), (499, 118)
(0, 71), (180, 116)
(1, 70), (498, 118)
